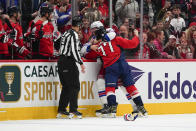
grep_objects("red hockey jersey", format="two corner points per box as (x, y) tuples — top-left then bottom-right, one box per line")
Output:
(0, 19), (9, 55)
(33, 20), (54, 57)
(85, 36), (139, 68)
(4, 21), (24, 58)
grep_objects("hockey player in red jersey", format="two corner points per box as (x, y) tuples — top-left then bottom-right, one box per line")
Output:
(31, 3), (55, 59)
(4, 6), (31, 59)
(85, 26), (147, 120)
(0, 8), (9, 59)
(82, 21), (143, 118)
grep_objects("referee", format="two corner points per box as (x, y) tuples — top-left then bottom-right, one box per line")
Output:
(56, 16), (85, 119)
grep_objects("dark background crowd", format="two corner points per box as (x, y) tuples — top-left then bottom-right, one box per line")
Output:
(0, 0), (196, 60)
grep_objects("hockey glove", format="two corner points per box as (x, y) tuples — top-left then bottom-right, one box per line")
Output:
(9, 29), (17, 41)
(12, 42), (31, 58)
(17, 46), (31, 58)
(0, 35), (8, 43)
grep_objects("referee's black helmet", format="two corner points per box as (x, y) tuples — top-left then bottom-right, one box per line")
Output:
(72, 16), (82, 27)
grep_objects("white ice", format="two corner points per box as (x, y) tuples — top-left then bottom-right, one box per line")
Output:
(1, 114), (196, 131)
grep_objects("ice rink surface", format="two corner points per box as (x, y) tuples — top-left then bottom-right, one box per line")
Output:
(1, 114), (196, 131)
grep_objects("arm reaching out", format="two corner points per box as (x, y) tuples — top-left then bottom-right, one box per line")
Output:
(115, 36), (140, 49)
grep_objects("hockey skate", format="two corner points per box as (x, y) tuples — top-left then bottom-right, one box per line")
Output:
(137, 105), (148, 117)
(101, 104), (118, 118)
(95, 104), (109, 117)
(69, 111), (82, 119)
(56, 111), (70, 119)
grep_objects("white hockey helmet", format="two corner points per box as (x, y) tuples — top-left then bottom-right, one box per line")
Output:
(90, 21), (104, 29)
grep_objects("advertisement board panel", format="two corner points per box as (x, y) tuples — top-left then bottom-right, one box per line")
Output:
(0, 60), (196, 120)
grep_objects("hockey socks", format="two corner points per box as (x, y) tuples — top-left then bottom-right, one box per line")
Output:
(106, 87), (117, 106)
(96, 78), (107, 105)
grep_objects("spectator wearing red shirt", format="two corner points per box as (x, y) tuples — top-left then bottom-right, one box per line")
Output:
(81, 17), (92, 45)
(98, 0), (108, 19)
(153, 30), (173, 59)
(135, 32), (150, 59)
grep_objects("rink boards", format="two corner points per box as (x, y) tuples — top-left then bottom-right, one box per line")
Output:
(1, 59), (196, 121)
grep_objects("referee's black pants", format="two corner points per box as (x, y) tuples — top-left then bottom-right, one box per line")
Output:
(57, 56), (80, 113)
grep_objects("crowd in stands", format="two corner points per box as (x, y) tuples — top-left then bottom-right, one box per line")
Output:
(0, 0), (196, 60)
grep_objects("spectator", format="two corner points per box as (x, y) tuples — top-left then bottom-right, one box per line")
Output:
(119, 25), (129, 39)
(57, 0), (72, 33)
(162, 10), (172, 29)
(163, 35), (181, 59)
(118, 25), (138, 59)
(80, 16), (92, 45)
(153, 30), (173, 59)
(143, 0), (156, 27)
(151, 0), (163, 16)
(156, 0), (172, 21)
(186, 26), (196, 58)
(191, 30), (196, 58)
(115, 0), (139, 26)
(188, 0), (196, 23)
(171, 0), (188, 20)
(186, 25), (196, 45)
(156, 20), (169, 45)
(146, 31), (162, 59)
(78, 0), (89, 15)
(122, 18), (130, 29)
(122, 18), (136, 36)
(177, 37), (193, 59)
(97, 0), (108, 20)
(169, 5), (186, 41)
(80, 0), (102, 24)
(134, 32), (150, 59)
(143, 16), (151, 32)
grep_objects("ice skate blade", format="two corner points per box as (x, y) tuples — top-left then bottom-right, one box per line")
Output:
(142, 113), (148, 118)
(139, 112), (148, 118)
(102, 113), (116, 118)
(96, 112), (102, 117)
(56, 113), (69, 119)
(69, 113), (82, 119)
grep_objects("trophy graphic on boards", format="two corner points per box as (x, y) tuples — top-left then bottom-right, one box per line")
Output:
(5, 72), (15, 95)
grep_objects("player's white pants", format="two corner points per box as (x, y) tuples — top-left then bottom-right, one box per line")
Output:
(95, 78), (107, 105)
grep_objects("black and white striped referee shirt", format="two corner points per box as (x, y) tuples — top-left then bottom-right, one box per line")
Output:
(59, 29), (83, 65)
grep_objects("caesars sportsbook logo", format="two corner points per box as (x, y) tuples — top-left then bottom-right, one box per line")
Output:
(0, 65), (21, 102)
